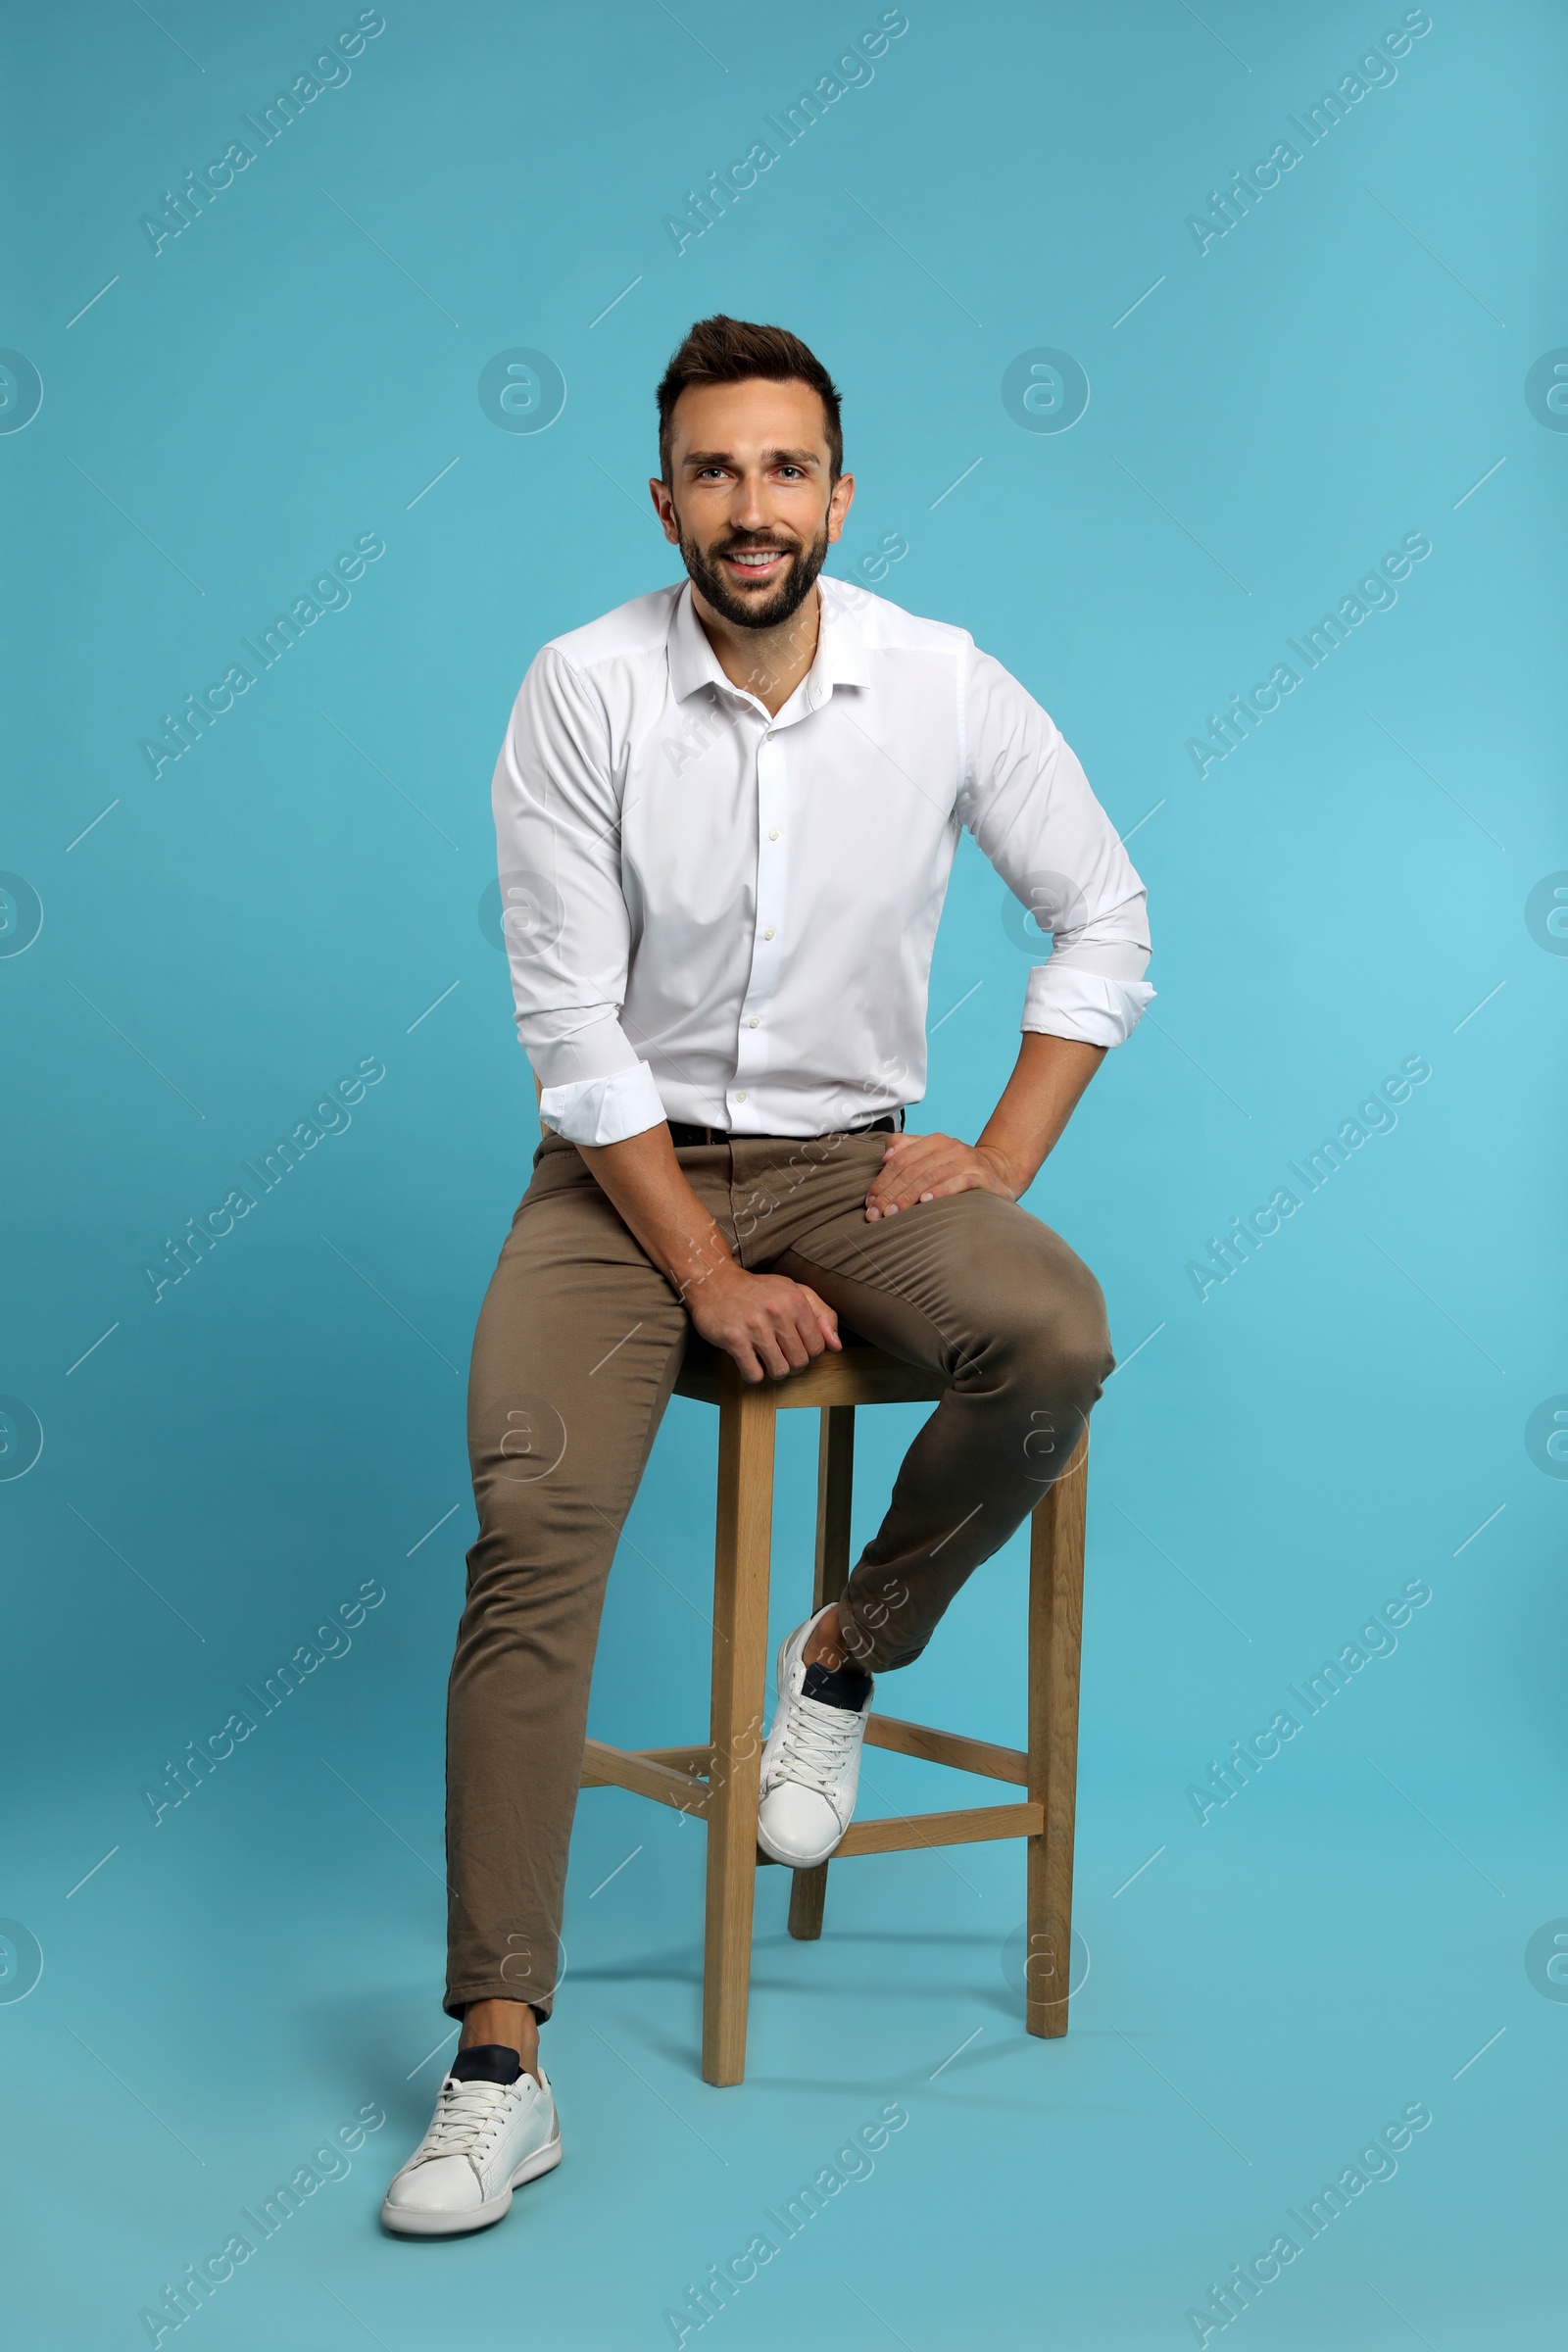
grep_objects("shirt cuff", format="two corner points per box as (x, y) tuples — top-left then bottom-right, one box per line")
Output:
(1022, 967), (1155, 1047)
(538, 1059), (666, 1146)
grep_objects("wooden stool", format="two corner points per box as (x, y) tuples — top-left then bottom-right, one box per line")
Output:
(579, 1334), (1089, 2086)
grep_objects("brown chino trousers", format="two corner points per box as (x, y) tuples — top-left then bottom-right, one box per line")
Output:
(444, 1126), (1114, 2021)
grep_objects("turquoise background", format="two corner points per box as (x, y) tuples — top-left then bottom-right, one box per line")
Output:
(2, 1), (1564, 2344)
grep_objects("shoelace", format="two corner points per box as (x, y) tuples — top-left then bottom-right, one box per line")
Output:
(414, 2076), (521, 2167)
(769, 1693), (863, 1799)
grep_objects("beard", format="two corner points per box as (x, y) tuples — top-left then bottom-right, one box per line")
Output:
(677, 518), (830, 631)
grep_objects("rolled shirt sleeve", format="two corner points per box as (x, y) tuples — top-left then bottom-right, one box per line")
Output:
(959, 648), (1153, 1047)
(492, 646), (667, 1145)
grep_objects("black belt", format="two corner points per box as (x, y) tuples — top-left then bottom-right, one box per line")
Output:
(667, 1112), (903, 1149)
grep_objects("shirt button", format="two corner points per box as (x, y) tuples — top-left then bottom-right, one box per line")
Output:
(734, 1090), (748, 1103)
(763, 926), (776, 940)
(767, 827), (780, 842)
(748, 1016), (760, 1029)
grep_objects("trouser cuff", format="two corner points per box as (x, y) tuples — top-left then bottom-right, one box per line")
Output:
(444, 1981), (553, 2027)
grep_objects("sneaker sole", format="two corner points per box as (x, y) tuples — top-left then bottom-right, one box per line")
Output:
(379, 2131), (563, 2237)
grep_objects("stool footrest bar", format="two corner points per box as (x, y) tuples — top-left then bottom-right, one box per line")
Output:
(581, 1738), (710, 1815)
(863, 1712), (1028, 1787)
(756, 1799), (1043, 1863)
(636, 1743), (713, 1778)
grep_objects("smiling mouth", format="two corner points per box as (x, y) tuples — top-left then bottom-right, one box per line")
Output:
(721, 545), (792, 579)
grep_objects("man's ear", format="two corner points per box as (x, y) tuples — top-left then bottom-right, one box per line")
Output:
(826, 470), (855, 544)
(649, 477), (680, 543)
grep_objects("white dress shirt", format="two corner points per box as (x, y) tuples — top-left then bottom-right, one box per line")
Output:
(491, 574), (1152, 1146)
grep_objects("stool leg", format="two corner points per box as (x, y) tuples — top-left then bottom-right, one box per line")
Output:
(1025, 1431), (1088, 2037)
(788, 1404), (857, 1942)
(703, 1373), (776, 2086)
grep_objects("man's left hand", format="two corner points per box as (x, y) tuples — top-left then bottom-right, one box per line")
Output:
(863, 1132), (1020, 1221)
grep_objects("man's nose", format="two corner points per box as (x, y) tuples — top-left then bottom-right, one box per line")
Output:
(729, 471), (774, 531)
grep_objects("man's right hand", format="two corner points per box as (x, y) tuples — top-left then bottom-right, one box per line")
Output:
(686, 1259), (841, 1384)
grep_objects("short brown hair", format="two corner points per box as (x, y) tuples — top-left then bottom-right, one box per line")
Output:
(657, 314), (843, 484)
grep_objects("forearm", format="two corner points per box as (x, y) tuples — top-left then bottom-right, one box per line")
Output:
(977, 1032), (1106, 1196)
(575, 1122), (841, 1381)
(576, 1124), (735, 1302)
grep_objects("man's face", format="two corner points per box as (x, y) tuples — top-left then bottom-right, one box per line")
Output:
(651, 376), (855, 631)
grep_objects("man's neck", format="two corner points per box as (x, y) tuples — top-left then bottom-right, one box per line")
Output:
(690, 581), (821, 718)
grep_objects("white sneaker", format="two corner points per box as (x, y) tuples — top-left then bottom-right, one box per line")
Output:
(380, 2048), (562, 2236)
(756, 1610), (874, 1867)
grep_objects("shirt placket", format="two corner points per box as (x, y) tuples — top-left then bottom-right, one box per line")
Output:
(727, 712), (789, 1127)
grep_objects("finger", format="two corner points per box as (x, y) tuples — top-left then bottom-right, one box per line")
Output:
(868, 1149), (951, 1208)
(758, 1322), (804, 1378)
(869, 1135), (945, 1181)
(729, 1341), (764, 1384)
(782, 1294), (824, 1357)
(871, 1181), (921, 1215)
(798, 1287), (842, 1348)
(867, 1160), (923, 1206)
(802, 1298), (838, 1358)
(884, 1173), (966, 1210)
(796, 1311), (826, 1362)
(877, 1160), (964, 1205)
(874, 1141), (930, 1186)
(917, 1173), (976, 1200)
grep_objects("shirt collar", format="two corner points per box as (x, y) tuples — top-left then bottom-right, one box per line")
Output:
(665, 575), (870, 709)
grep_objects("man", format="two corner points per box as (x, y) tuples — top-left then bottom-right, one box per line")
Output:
(381, 314), (1152, 2234)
